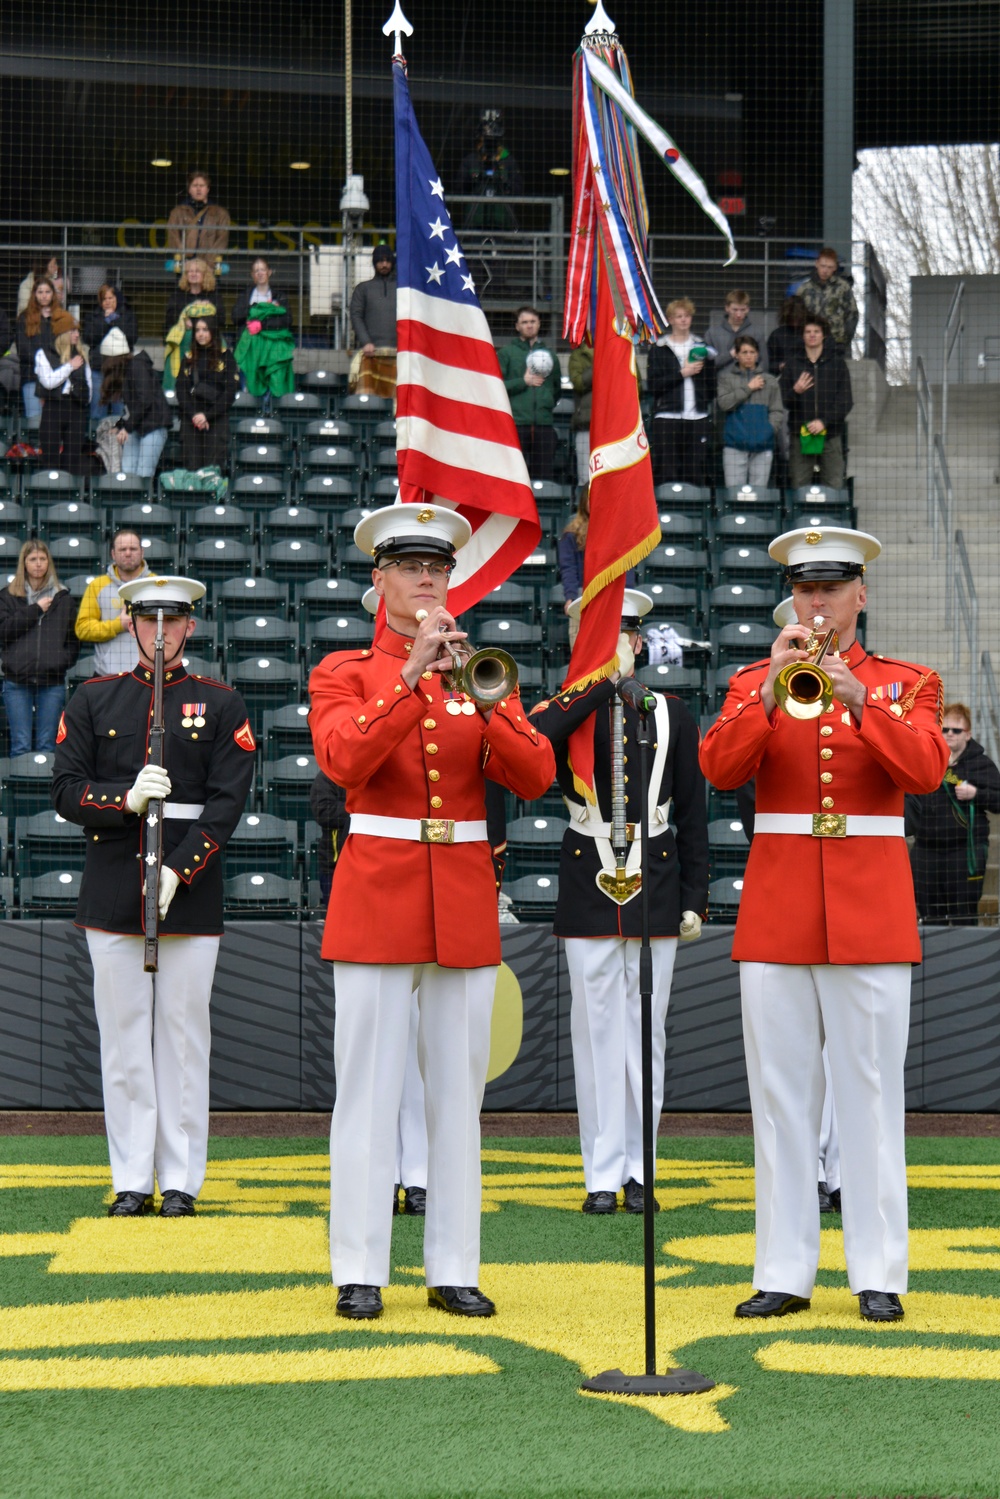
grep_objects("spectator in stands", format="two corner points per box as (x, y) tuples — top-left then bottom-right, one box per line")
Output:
(0, 539), (79, 755)
(35, 326), (92, 472)
(349, 244), (397, 399)
(905, 703), (1000, 926)
(779, 313), (853, 489)
(98, 330), (172, 479)
(234, 269), (296, 406)
(167, 170), (231, 269)
(17, 255), (65, 316)
(84, 284), (137, 418)
(16, 276), (74, 421)
(647, 298), (716, 488)
(717, 335), (784, 488)
(568, 342), (593, 495)
(797, 248), (858, 354)
(231, 257), (291, 338)
(498, 305), (562, 481)
(164, 258), (224, 343)
(767, 295), (807, 374)
(176, 315), (240, 471)
(75, 530), (155, 675)
(707, 289), (770, 375)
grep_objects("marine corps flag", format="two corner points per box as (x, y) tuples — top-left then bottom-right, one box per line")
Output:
(560, 256), (660, 803)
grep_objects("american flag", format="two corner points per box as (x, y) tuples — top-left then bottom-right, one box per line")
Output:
(393, 58), (541, 615)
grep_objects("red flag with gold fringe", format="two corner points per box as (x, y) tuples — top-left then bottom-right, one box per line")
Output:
(560, 255), (661, 802)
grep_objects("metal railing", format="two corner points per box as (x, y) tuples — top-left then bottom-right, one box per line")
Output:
(941, 278), (965, 447)
(953, 529), (978, 681)
(915, 354), (933, 525)
(979, 653), (1000, 768)
(930, 434), (955, 620)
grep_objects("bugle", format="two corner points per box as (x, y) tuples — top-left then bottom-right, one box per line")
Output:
(773, 615), (839, 721)
(415, 610), (518, 706)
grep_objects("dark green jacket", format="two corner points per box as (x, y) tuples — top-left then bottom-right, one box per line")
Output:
(497, 337), (561, 426)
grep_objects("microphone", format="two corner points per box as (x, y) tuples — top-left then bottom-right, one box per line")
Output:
(616, 677), (656, 714)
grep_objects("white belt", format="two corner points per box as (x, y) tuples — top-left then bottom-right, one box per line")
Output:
(754, 813), (905, 838)
(349, 813), (488, 845)
(163, 803), (205, 820)
(569, 801), (674, 842)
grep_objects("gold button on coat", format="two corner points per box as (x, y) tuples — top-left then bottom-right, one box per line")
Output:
(423, 719), (436, 729)
(821, 772), (833, 784)
(821, 748), (833, 760)
(821, 726), (833, 737)
(428, 769), (440, 781)
(822, 797), (834, 809)
(430, 796), (442, 809)
(426, 744), (438, 754)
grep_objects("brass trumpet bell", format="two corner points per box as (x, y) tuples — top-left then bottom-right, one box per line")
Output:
(773, 618), (839, 720)
(449, 647), (518, 706)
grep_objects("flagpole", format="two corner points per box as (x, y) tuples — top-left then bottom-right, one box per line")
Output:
(382, 0), (413, 59)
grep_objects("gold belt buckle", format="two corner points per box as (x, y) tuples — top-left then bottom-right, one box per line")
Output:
(625, 822), (636, 843)
(420, 818), (456, 844)
(812, 813), (847, 838)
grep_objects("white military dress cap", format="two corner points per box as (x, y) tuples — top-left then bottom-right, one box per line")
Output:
(772, 596), (797, 629)
(566, 587), (654, 624)
(769, 526), (881, 583)
(361, 585), (379, 616)
(118, 575), (207, 614)
(354, 503), (472, 562)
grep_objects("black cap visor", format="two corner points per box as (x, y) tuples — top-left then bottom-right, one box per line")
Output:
(374, 535), (456, 565)
(785, 561), (865, 583)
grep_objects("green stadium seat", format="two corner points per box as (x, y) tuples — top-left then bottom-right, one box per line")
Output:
(231, 658), (303, 720)
(0, 498), (27, 540)
(187, 538), (255, 583)
(262, 505), (326, 545)
(716, 484), (782, 520)
(708, 817), (750, 876)
(306, 615), (373, 662)
(235, 443), (290, 476)
(369, 476), (400, 502)
(473, 581), (537, 621)
(47, 536), (101, 573)
(713, 621), (773, 664)
(371, 446), (398, 478)
(15, 810), (86, 877)
(475, 619), (545, 670)
(0, 535), (26, 574)
(337, 393), (392, 424)
(225, 616), (299, 667)
(302, 445), (362, 483)
(506, 873), (559, 920)
(138, 537), (181, 574)
(114, 501), (178, 541)
(261, 703), (313, 758)
(643, 581), (702, 630)
(213, 576), (289, 624)
(708, 582), (780, 624)
(95, 472), (152, 504)
(653, 482), (711, 517)
(708, 875), (744, 917)
(35, 499), (103, 541)
(714, 512), (775, 545)
(264, 752), (318, 822)
(232, 389), (260, 413)
(715, 546), (779, 586)
(298, 474), (357, 507)
(187, 505), (254, 546)
(223, 872), (302, 917)
(27, 469), (84, 501)
(264, 539), (331, 584)
(2, 754), (57, 818)
(301, 418), (359, 446)
(637, 663), (705, 712)
(303, 370), (346, 407)
(642, 543), (709, 584)
(225, 812), (299, 878)
(371, 419), (398, 446)
(235, 417), (287, 443)
(655, 509), (706, 545)
(296, 576), (366, 630)
(505, 814), (566, 879)
(277, 392), (325, 425)
(232, 473), (287, 509)
(62, 572), (100, 603)
(19, 869), (83, 913)
(178, 653), (223, 680)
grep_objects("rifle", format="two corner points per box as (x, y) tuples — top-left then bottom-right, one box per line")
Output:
(143, 608), (166, 973)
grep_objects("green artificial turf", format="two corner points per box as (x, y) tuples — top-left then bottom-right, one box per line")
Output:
(1, 1133), (999, 1499)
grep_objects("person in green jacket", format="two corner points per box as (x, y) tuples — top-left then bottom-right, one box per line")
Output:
(234, 301), (295, 406)
(497, 305), (562, 480)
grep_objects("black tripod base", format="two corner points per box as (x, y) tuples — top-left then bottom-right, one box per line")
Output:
(581, 1367), (716, 1396)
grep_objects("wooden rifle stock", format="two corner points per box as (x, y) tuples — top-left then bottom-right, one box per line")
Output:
(143, 609), (166, 973)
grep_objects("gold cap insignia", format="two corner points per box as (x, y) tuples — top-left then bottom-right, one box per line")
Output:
(805, 531), (822, 545)
(417, 508), (435, 523)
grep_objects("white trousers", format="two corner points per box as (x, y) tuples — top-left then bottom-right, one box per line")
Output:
(330, 961), (496, 1288)
(396, 991), (428, 1188)
(818, 1045), (841, 1191)
(86, 930), (220, 1197)
(740, 961), (911, 1298)
(565, 937), (678, 1192)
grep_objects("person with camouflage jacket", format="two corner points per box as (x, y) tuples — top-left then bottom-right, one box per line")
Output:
(796, 248), (858, 353)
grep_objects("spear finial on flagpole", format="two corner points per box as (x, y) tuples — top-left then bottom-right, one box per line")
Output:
(383, 1), (413, 59)
(584, 0), (616, 37)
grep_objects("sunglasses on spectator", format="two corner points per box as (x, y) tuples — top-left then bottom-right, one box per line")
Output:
(941, 727), (967, 734)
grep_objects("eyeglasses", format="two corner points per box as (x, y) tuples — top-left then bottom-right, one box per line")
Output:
(382, 559), (452, 579)
(941, 726), (967, 735)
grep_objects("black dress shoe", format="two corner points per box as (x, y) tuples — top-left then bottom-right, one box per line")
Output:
(623, 1178), (661, 1214)
(818, 1180), (834, 1213)
(337, 1284), (383, 1320)
(428, 1285), (495, 1317)
(402, 1185), (426, 1216)
(735, 1290), (811, 1318)
(158, 1190), (196, 1217)
(392, 1182), (401, 1216)
(107, 1191), (152, 1218)
(582, 1190), (617, 1215)
(859, 1290), (904, 1322)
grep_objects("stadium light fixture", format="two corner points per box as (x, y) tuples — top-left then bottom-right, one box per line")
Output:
(150, 156), (173, 168)
(290, 160), (311, 170)
(549, 167), (570, 176)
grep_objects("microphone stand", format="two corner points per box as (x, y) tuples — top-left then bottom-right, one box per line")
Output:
(582, 684), (714, 1399)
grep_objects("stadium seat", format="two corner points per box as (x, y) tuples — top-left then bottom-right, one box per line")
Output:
(637, 663), (705, 713)
(231, 658), (303, 720)
(277, 392), (325, 425)
(225, 812), (299, 878)
(263, 752), (318, 822)
(0, 534), (25, 573)
(303, 369), (347, 406)
(262, 505), (326, 545)
(0, 498), (27, 540)
(15, 810), (86, 877)
(301, 418), (359, 445)
(47, 536), (101, 573)
(94, 472), (151, 504)
(223, 872), (302, 916)
(369, 476), (401, 502)
(475, 619), (545, 671)
(19, 869), (83, 913)
(213, 575), (289, 624)
(297, 576), (367, 631)
(264, 539), (331, 584)
(187, 538), (255, 583)
(715, 546), (779, 586)
(471, 580), (537, 621)
(642, 543), (709, 582)
(231, 473), (287, 509)
(505, 873), (559, 920)
(234, 417), (287, 443)
(298, 474), (357, 507)
(62, 573), (100, 605)
(708, 875), (744, 918)
(178, 653), (223, 681)
(301, 445), (362, 483)
(714, 512), (775, 545)
(0, 752), (59, 818)
(187, 505), (254, 546)
(27, 469), (84, 502)
(33, 499), (102, 541)
(234, 443), (290, 476)
(642, 582), (702, 631)
(708, 817), (751, 876)
(138, 537), (181, 574)
(370, 446), (398, 479)
(655, 509), (706, 545)
(337, 393), (392, 425)
(713, 621), (773, 664)
(505, 814), (566, 880)
(653, 482), (711, 517)
(231, 389), (260, 412)
(225, 616), (300, 667)
(305, 615), (373, 661)
(716, 485), (782, 521)
(371, 419), (398, 446)
(707, 582), (780, 624)
(114, 501), (177, 541)
(261, 703), (313, 758)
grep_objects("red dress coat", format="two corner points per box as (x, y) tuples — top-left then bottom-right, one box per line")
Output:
(699, 644), (948, 964)
(309, 628), (556, 968)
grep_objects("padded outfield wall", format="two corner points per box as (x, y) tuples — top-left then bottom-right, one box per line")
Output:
(0, 923), (997, 1113)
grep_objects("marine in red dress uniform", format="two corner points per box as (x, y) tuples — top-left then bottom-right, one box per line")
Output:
(308, 504), (555, 1322)
(700, 527), (947, 1323)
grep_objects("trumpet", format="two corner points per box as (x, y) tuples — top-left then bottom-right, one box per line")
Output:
(415, 610), (518, 707)
(773, 615), (839, 720)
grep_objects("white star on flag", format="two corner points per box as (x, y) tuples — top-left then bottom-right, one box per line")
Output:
(444, 244), (464, 266)
(425, 262), (444, 284)
(428, 217), (446, 240)
(461, 272), (476, 292)
(429, 177), (445, 198)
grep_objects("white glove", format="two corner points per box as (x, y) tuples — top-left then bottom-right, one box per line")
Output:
(615, 630), (635, 679)
(679, 910), (703, 942)
(125, 764), (172, 814)
(157, 867), (181, 920)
